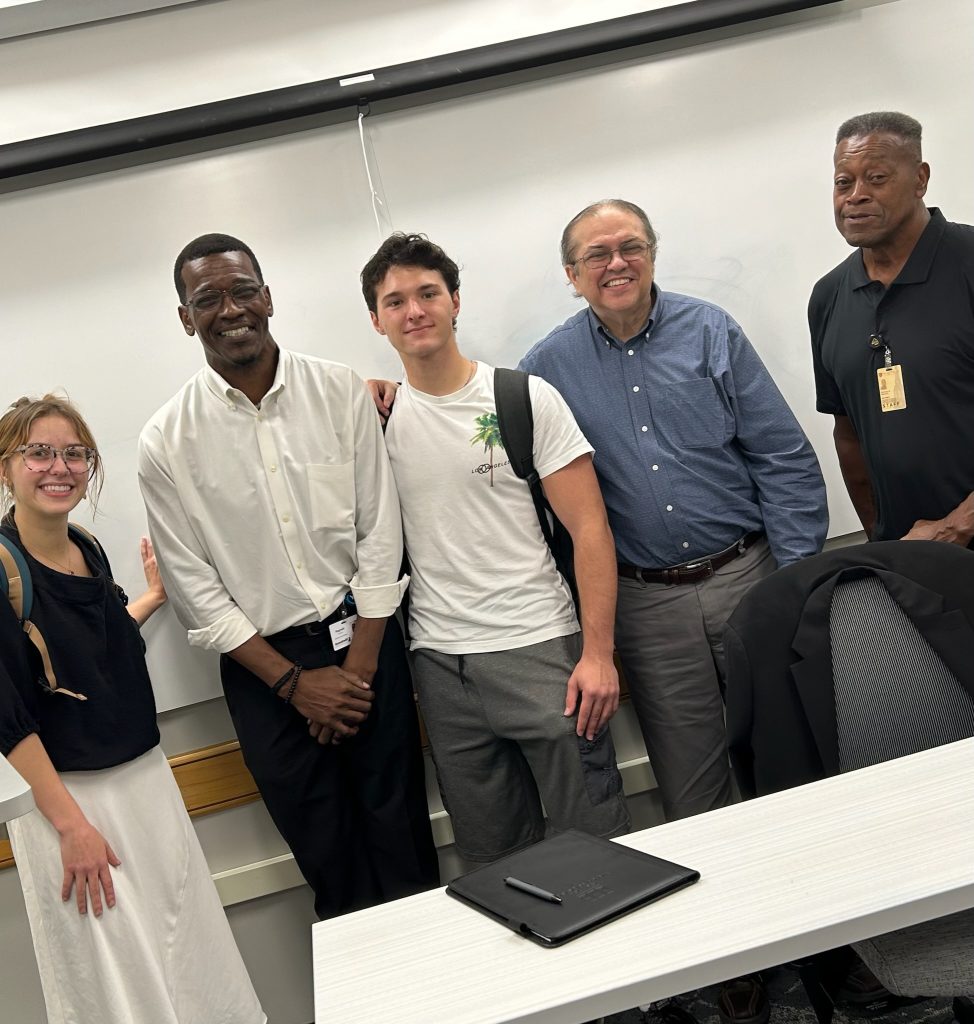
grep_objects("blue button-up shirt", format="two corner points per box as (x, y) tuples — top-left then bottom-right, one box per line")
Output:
(518, 287), (828, 568)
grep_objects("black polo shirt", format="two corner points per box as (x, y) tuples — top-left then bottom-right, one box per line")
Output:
(809, 208), (974, 541)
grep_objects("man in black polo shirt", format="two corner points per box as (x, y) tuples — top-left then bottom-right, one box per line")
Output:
(809, 110), (974, 546)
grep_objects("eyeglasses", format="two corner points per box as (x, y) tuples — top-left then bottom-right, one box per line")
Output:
(12, 444), (96, 473)
(185, 282), (265, 313)
(574, 241), (653, 270)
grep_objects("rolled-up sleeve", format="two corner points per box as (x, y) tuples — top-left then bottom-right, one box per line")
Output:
(138, 424), (258, 653)
(347, 378), (408, 618)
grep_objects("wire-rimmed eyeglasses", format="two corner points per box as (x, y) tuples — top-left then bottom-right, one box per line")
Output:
(574, 241), (653, 270)
(184, 282), (266, 313)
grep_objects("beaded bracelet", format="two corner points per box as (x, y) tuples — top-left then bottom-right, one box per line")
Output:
(284, 663), (304, 704)
(271, 665), (297, 695)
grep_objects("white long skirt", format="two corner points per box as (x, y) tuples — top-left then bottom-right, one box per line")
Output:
(8, 745), (265, 1024)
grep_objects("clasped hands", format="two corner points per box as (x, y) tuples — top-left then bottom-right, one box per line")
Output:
(290, 663), (376, 746)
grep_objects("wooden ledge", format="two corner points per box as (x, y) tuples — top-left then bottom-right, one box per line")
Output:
(1, 665), (632, 871)
(0, 740), (259, 871)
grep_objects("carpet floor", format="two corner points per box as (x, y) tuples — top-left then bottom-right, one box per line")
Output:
(602, 966), (953, 1024)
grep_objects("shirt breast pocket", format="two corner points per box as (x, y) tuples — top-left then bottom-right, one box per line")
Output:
(655, 377), (727, 449)
(307, 463), (355, 530)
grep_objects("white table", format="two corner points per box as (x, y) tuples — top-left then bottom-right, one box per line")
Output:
(0, 751), (33, 823)
(313, 739), (974, 1024)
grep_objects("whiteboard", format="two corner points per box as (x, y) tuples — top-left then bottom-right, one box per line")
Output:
(2, 0), (972, 710)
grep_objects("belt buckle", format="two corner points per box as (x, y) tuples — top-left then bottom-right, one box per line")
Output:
(303, 620), (327, 636)
(682, 558), (714, 581)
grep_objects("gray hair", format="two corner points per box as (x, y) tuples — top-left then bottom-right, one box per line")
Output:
(836, 112), (922, 159)
(560, 199), (659, 266)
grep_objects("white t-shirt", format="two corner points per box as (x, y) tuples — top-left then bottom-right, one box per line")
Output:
(385, 362), (593, 654)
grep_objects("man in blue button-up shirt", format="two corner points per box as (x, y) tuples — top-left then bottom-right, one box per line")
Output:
(519, 199), (828, 824)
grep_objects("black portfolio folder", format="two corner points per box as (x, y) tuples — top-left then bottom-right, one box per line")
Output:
(445, 829), (700, 947)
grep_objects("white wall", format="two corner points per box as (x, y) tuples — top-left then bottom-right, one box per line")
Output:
(1, 1), (972, 1021)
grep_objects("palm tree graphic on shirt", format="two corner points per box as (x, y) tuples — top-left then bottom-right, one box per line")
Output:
(470, 411), (504, 487)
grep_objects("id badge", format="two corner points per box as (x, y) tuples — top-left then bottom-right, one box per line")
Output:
(877, 365), (906, 412)
(328, 614), (357, 651)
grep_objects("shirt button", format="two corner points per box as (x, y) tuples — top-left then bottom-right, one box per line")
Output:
(682, 542), (690, 549)
(628, 349), (635, 356)
(282, 514), (290, 523)
(666, 504), (673, 512)
(296, 561), (302, 569)
(652, 465), (659, 471)
(269, 464), (277, 473)
(632, 386), (640, 393)
(641, 426), (648, 433)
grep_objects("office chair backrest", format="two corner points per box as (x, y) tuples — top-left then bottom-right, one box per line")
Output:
(830, 574), (974, 772)
(827, 572), (974, 999)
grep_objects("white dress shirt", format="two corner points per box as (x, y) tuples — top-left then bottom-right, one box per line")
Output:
(138, 349), (406, 653)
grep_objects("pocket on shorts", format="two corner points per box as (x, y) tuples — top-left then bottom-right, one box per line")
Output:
(576, 729), (623, 805)
(307, 462), (355, 530)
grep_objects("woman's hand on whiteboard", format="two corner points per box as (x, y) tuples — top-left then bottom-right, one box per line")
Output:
(59, 818), (121, 917)
(366, 379), (400, 425)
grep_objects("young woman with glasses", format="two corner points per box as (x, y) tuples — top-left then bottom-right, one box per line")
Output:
(0, 394), (264, 1024)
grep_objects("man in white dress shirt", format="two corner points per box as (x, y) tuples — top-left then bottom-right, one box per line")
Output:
(138, 233), (438, 919)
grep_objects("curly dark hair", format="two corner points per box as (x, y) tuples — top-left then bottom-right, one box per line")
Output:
(360, 233), (460, 313)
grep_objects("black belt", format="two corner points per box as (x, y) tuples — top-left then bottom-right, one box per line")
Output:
(618, 532), (764, 586)
(267, 599), (351, 641)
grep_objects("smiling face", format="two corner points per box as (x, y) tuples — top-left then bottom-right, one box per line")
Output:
(833, 132), (929, 250)
(178, 250), (275, 377)
(564, 207), (656, 332)
(369, 265), (460, 363)
(1, 415), (89, 522)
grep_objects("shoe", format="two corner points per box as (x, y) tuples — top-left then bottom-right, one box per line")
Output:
(717, 974), (771, 1024)
(837, 960), (925, 1017)
(953, 996), (974, 1024)
(641, 998), (700, 1024)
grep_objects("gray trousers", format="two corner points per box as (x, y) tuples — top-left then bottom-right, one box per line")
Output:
(412, 633), (631, 862)
(614, 538), (776, 821)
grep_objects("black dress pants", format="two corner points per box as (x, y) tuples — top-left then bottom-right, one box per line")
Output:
(220, 617), (439, 919)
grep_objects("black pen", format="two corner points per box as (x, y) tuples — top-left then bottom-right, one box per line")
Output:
(504, 876), (562, 904)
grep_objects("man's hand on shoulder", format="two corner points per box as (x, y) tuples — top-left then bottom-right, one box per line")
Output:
(291, 665), (375, 737)
(366, 379), (400, 425)
(564, 653), (620, 741)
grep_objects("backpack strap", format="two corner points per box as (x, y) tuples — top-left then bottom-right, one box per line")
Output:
(68, 523), (110, 577)
(0, 531), (87, 700)
(494, 367), (554, 548)
(0, 531), (31, 622)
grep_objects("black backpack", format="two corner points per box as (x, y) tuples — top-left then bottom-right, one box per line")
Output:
(494, 367), (579, 609)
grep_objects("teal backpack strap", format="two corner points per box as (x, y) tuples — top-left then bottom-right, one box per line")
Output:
(0, 531), (87, 700)
(0, 531), (32, 622)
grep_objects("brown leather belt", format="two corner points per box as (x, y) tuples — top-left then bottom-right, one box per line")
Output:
(618, 531), (764, 585)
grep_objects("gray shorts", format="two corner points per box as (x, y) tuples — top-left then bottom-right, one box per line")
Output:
(411, 633), (631, 862)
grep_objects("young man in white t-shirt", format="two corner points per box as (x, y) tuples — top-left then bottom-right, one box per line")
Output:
(360, 233), (630, 863)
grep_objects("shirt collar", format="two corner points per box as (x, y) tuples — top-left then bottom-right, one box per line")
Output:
(201, 347), (289, 408)
(849, 207), (946, 290)
(588, 282), (660, 349)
